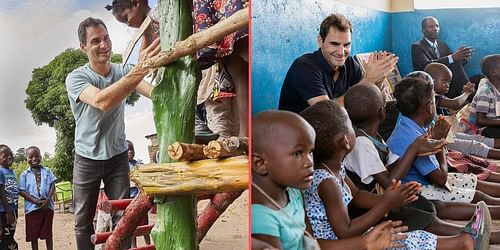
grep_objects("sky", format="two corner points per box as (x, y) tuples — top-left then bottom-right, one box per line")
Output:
(0, 0), (157, 163)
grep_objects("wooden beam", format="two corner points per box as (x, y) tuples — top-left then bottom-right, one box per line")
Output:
(141, 7), (248, 69)
(168, 142), (207, 161)
(130, 156), (248, 196)
(203, 137), (248, 159)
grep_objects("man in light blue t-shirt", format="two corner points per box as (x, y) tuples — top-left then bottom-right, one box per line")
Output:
(65, 17), (159, 250)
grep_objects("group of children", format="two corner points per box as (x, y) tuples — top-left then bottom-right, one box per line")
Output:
(0, 140), (148, 250)
(0, 145), (57, 250)
(252, 54), (500, 250)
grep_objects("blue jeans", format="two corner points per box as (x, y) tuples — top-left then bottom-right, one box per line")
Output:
(73, 151), (129, 250)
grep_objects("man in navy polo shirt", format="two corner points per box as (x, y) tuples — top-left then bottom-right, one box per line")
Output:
(279, 13), (398, 113)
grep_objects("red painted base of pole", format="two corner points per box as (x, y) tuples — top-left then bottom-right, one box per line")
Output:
(104, 194), (154, 250)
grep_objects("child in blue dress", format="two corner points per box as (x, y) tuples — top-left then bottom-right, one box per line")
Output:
(300, 100), (490, 250)
(19, 146), (57, 250)
(251, 110), (408, 250)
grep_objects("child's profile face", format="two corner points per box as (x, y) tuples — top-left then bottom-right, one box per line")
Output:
(127, 142), (135, 161)
(26, 148), (41, 168)
(344, 115), (356, 155)
(114, 5), (147, 28)
(423, 92), (437, 125)
(264, 123), (315, 190)
(433, 73), (452, 95)
(0, 148), (13, 168)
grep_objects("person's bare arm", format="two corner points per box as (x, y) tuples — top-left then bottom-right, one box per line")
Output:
(79, 38), (160, 111)
(426, 150), (448, 186)
(477, 112), (500, 127)
(135, 80), (154, 99)
(439, 82), (474, 110)
(252, 235), (282, 249)
(19, 190), (38, 204)
(306, 95), (329, 106)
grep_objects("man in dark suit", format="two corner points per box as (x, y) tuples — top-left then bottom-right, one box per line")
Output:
(412, 16), (473, 98)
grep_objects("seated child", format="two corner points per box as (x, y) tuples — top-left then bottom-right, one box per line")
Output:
(251, 110), (409, 250)
(387, 77), (500, 205)
(0, 144), (19, 249)
(423, 63), (500, 161)
(19, 146), (57, 250)
(300, 100), (490, 250)
(343, 83), (500, 242)
(424, 62), (475, 116)
(469, 54), (500, 138)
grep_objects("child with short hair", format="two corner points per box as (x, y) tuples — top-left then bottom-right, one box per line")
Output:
(300, 100), (490, 250)
(251, 110), (408, 250)
(424, 63), (475, 116)
(343, 83), (500, 243)
(388, 77), (500, 205)
(469, 54), (500, 138)
(0, 144), (19, 250)
(19, 146), (57, 250)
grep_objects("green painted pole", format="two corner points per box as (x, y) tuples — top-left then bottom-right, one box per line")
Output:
(150, 0), (200, 249)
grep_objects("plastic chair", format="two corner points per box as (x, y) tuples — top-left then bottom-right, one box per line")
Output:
(55, 181), (73, 213)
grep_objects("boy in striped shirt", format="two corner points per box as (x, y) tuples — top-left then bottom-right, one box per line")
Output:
(470, 54), (500, 138)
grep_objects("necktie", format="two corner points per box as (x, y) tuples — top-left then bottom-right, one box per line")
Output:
(434, 45), (440, 58)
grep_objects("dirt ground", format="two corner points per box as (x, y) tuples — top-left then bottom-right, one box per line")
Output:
(14, 191), (248, 250)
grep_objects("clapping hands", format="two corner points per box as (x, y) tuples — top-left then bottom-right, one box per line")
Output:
(429, 115), (451, 140)
(383, 179), (420, 209)
(362, 51), (399, 86)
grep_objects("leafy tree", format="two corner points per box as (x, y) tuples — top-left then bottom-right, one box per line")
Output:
(13, 147), (26, 163)
(25, 48), (139, 181)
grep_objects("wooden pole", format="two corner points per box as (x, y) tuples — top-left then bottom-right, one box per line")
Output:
(149, 0), (199, 248)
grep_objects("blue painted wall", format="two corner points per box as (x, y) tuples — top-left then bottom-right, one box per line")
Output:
(392, 8), (500, 77)
(251, 0), (392, 114)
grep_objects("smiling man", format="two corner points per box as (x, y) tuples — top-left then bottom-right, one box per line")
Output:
(411, 16), (472, 98)
(278, 13), (398, 113)
(65, 17), (159, 250)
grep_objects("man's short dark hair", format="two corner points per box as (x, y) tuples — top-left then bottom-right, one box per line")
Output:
(481, 54), (500, 79)
(394, 78), (433, 117)
(300, 100), (349, 163)
(421, 16), (437, 29)
(78, 17), (108, 44)
(319, 14), (353, 41)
